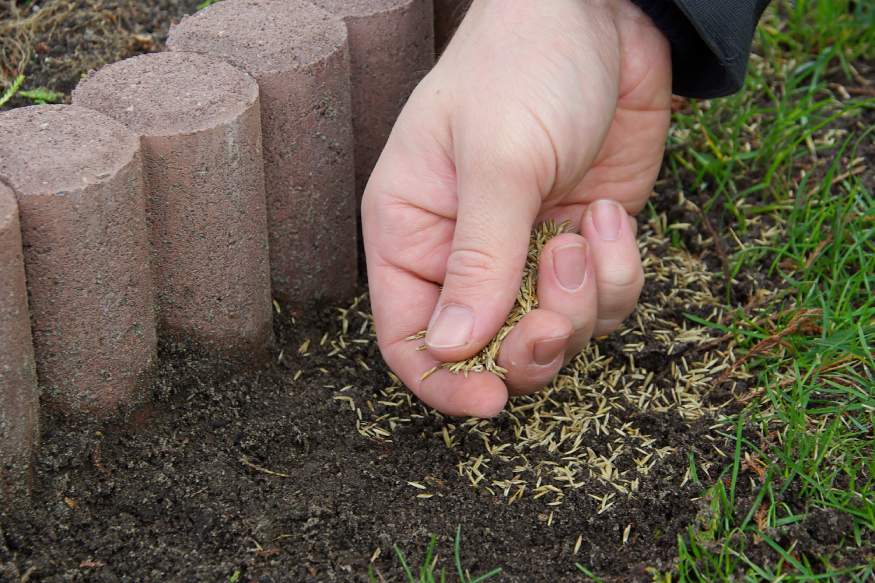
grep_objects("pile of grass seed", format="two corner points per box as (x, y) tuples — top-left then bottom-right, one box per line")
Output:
(295, 203), (761, 509)
(408, 219), (572, 380)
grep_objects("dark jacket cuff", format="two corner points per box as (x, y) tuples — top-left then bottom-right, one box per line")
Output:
(630, 0), (771, 99)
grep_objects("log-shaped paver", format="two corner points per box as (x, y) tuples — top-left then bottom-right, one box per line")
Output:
(311, 0), (434, 197)
(73, 52), (273, 356)
(434, 0), (467, 51)
(0, 106), (156, 417)
(168, 0), (357, 304)
(0, 182), (39, 508)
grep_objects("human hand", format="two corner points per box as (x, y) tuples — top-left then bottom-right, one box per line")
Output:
(362, 0), (671, 416)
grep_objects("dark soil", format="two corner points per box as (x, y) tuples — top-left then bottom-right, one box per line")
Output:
(2, 281), (865, 582)
(0, 296), (716, 583)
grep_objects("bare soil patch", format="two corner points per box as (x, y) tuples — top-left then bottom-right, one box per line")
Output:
(1, 213), (760, 582)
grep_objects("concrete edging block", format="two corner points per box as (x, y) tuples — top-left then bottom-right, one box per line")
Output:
(73, 51), (274, 357)
(0, 182), (39, 509)
(312, 0), (435, 198)
(0, 105), (157, 417)
(168, 0), (358, 305)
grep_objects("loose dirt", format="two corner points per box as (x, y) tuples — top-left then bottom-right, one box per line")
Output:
(0, 208), (765, 582)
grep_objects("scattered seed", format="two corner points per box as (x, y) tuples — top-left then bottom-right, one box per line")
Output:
(240, 457), (291, 478)
(420, 366), (438, 381)
(330, 227), (744, 507)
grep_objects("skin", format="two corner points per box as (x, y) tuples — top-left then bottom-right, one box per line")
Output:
(362, 0), (672, 417)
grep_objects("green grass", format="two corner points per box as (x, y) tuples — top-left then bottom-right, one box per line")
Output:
(663, 146), (875, 581)
(0, 73), (64, 107)
(655, 0), (875, 580)
(377, 1), (873, 579)
(196, 0), (222, 10)
(370, 527), (501, 583)
(0, 73), (24, 107)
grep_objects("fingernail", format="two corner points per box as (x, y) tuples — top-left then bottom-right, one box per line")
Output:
(591, 200), (623, 241)
(426, 304), (474, 349)
(533, 335), (568, 366)
(553, 243), (588, 291)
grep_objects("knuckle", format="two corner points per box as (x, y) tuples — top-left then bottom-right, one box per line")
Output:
(601, 263), (645, 293)
(444, 246), (504, 290)
(597, 268), (644, 320)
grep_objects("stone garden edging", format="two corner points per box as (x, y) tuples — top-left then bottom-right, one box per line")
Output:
(0, 0), (463, 509)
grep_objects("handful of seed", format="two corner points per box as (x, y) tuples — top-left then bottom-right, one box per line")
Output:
(411, 220), (572, 380)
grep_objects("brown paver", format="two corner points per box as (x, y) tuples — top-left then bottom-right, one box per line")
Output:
(73, 52), (273, 356)
(312, 0), (434, 197)
(434, 0), (467, 51)
(0, 182), (39, 507)
(0, 106), (156, 417)
(168, 0), (358, 304)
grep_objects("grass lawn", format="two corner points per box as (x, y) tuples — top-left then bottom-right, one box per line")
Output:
(387, 1), (874, 580)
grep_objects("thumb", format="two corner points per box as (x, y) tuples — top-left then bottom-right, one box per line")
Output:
(425, 144), (541, 362)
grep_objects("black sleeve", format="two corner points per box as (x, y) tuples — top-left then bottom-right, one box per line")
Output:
(630, 0), (772, 99)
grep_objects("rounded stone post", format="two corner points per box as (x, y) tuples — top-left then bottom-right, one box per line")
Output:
(312, 0), (435, 197)
(0, 182), (39, 508)
(0, 106), (156, 417)
(168, 0), (357, 305)
(73, 52), (273, 356)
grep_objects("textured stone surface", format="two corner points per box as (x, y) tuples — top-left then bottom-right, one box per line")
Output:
(0, 106), (156, 417)
(434, 0), (467, 51)
(0, 182), (39, 508)
(74, 52), (273, 356)
(168, 0), (357, 304)
(312, 0), (434, 197)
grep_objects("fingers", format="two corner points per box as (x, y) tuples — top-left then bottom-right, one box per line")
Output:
(496, 309), (573, 396)
(495, 231), (601, 396)
(362, 78), (510, 418)
(386, 331), (508, 417)
(366, 244), (509, 417)
(580, 199), (644, 337)
(419, 369), (508, 417)
(536, 232), (599, 358)
(382, 334), (508, 417)
(424, 128), (542, 362)
(367, 257), (508, 417)
(364, 201), (510, 418)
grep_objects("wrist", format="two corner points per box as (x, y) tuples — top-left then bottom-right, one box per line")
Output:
(454, 0), (620, 51)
